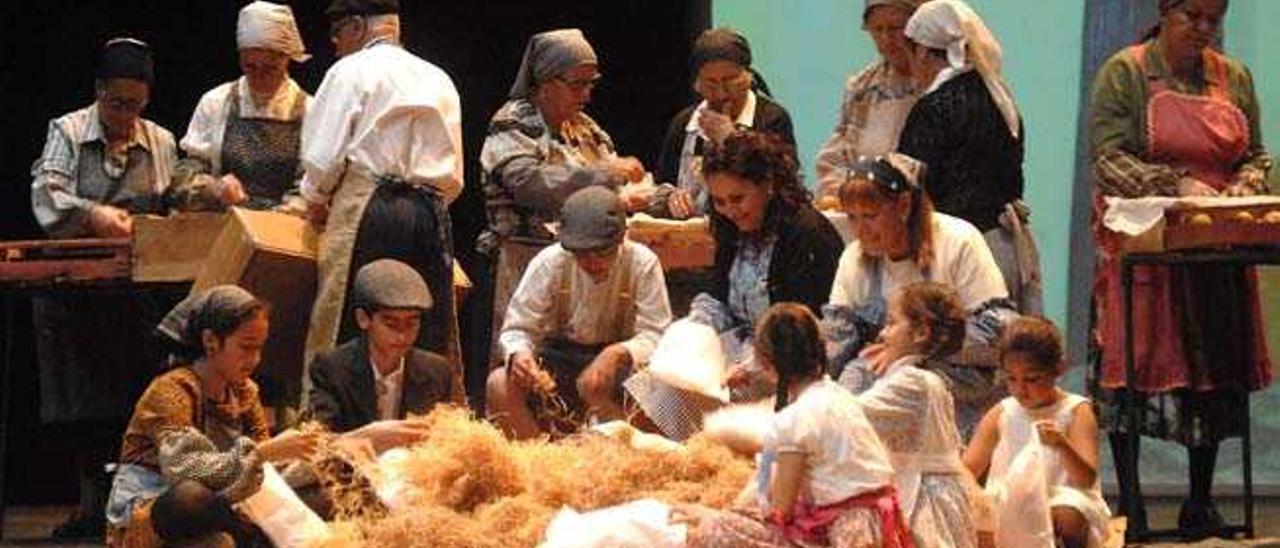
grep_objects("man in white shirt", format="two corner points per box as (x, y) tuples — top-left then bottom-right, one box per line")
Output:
(300, 0), (464, 401)
(487, 187), (673, 439)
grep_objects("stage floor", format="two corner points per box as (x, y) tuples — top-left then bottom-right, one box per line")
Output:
(4, 497), (1280, 547)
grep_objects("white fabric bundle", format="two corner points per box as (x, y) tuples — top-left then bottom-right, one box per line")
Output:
(701, 400), (775, 455)
(541, 499), (686, 548)
(237, 1), (309, 62)
(236, 463), (331, 548)
(647, 319), (730, 403)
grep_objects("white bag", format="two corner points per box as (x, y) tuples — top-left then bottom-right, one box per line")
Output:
(701, 400), (774, 455)
(988, 439), (1055, 548)
(235, 463), (331, 548)
(540, 499), (686, 548)
(647, 319), (730, 402)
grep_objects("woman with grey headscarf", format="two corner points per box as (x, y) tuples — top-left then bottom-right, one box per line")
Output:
(471, 29), (648, 395)
(897, 0), (1043, 315)
(814, 0), (925, 200)
(170, 1), (313, 212)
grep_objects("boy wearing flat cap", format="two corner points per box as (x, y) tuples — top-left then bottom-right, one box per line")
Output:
(308, 259), (460, 451)
(487, 187), (673, 439)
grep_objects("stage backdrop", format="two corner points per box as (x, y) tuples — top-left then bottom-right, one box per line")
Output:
(716, 0), (1280, 492)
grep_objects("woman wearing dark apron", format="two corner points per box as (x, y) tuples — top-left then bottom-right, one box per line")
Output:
(1090, 0), (1271, 533)
(170, 1), (311, 212)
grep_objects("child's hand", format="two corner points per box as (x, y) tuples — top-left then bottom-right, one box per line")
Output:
(725, 362), (753, 388)
(1035, 421), (1070, 450)
(858, 342), (893, 376)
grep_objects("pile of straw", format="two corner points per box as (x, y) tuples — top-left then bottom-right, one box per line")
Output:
(315, 407), (752, 548)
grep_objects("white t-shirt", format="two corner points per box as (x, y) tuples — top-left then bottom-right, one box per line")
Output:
(764, 378), (895, 505)
(829, 212), (1008, 311)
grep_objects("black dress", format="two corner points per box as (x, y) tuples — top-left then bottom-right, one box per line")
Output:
(898, 70), (1024, 232)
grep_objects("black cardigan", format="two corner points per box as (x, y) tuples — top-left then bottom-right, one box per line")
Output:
(898, 70), (1024, 232)
(708, 201), (845, 319)
(656, 93), (798, 187)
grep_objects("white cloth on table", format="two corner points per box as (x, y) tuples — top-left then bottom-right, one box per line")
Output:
(1101, 195), (1280, 235)
(180, 77), (311, 175)
(498, 241), (672, 365)
(299, 42), (463, 205)
(764, 377), (894, 506)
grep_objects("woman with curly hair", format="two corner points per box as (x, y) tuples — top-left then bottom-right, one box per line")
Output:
(625, 131), (845, 440)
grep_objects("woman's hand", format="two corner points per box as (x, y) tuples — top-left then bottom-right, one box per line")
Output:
(1223, 182), (1259, 197)
(667, 188), (696, 219)
(697, 110), (736, 145)
(858, 342), (894, 376)
(604, 156), (646, 184)
(1177, 176), (1219, 197)
(347, 420), (431, 454)
(88, 204), (133, 237)
(219, 173), (248, 205)
(257, 429), (324, 462)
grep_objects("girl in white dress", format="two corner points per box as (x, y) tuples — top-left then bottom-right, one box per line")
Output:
(964, 317), (1111, 548)
(848, 281), (978, 548)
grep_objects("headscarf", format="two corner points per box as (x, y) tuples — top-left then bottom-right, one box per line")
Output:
(508, 28), (598, 99)
(905, 0), (1021, 139)
(236, 1), (310, 62)
(157, 285), (259, 347)
(96, 37), (154, 85)
(863, 0), (925, 22)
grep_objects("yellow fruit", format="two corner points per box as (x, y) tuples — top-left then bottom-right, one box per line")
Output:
(817, 195), (840, 211)
(1262, 210), (1280, 224)
(1187, 213), (1213, 226)
(1232, 211), (1255, 223)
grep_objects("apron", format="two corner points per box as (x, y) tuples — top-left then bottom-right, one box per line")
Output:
(1094, 44), (1271, 394)
(33, 143), (175, 423)
(220, 84), (305, 210)
(816, 66), (917, 199)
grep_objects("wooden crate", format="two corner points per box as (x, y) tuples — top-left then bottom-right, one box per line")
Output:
(194, 208), (319, 405)
(626, 216), (716, 270)
(0, 238), (131, 284)
(132, 213), (227, 282)
(1163, 203), (1280, 251)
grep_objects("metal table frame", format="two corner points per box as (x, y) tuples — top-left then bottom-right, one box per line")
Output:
(1119, 246), (1280, 542)
(0, 279), (187, 540)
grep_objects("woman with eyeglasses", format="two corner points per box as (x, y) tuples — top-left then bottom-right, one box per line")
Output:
(897, 0), (1043, 315)
(1089, 0), (1271, 533)
(168, 1), (312, 212)
(825, 154), (1014, 439)
(651, 27), (796, 219)
(29, 37), (183, 540)
(814, 0), (924, 201)
(625, 131), (844, 441)
(473, 29), (650, 400)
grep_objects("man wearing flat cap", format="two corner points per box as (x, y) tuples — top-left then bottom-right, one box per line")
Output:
(486, 187), (673, 439)
(301, 0), (464, 403)
(28, 37), (184, 539)
(309, 259), (459, 449)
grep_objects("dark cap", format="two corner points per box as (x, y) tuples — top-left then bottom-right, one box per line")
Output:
(97, 37), (154, 85)
(352, 259), (432, 311)
(325, 0), (398, 20)
(560, 186), (626, 252)
(690, 28), (752, 73)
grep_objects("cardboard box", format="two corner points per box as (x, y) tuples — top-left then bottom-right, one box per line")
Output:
(194, 208), (319, 406)
(132, 213), (227, 282)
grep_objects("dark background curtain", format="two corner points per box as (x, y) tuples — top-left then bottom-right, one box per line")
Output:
(0, 0), (709, 505)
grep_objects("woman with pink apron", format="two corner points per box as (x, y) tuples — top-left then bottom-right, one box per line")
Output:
(1089, 0), (1272, 534)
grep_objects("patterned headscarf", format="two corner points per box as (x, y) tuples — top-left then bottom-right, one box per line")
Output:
(508, 29), (598, 99)
(237, 1), (310, 62)
(157, 285), (260, 347)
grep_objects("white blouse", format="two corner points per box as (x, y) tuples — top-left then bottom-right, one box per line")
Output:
(179, 77), (311, 175)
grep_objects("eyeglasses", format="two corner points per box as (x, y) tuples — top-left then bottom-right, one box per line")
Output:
(99, 94), (147, 114)
(694, 71), (750, 94)
(555, 74), (602, 93)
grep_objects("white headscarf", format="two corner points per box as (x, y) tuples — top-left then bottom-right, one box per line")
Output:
(905, 0), (1020, 138)
(236, 1), (310, 63)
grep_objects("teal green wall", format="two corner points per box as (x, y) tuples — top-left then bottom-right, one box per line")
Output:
(713, 0), (1084, 329)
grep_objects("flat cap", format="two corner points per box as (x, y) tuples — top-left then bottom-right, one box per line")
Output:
(352, 259), (432, 311)
(325, 0), (398, 20)
(560, 186), (626, 252)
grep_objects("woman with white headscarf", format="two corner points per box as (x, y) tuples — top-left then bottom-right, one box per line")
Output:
(470, 29), (650, 398)
(897, 0), (1043, 315)
(170, 1), (312, 211)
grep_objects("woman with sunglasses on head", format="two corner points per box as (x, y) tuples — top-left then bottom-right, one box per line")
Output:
(472, 28), (651, 402)
(1089, 0), (1271, 534)
(169, 1), (312, 212)
(650, 27), (796, 219)
(826, 154), (1015, 439)
(896, 0), (1043, 315)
